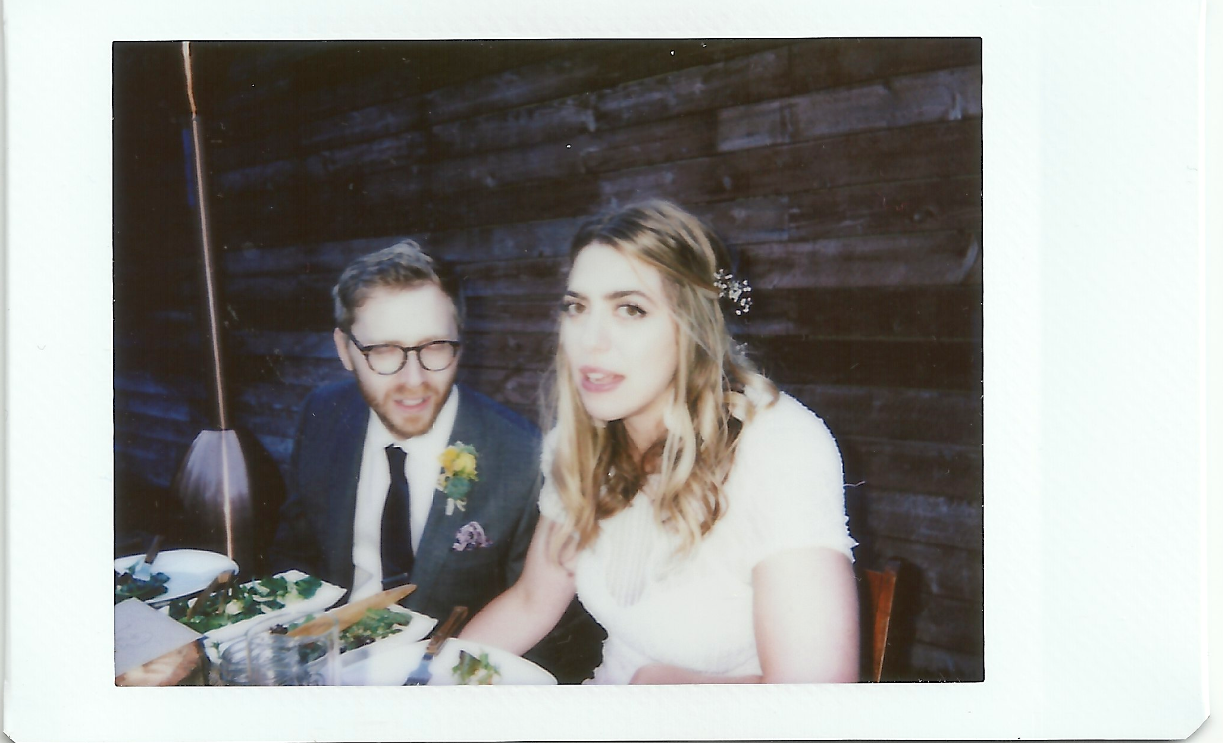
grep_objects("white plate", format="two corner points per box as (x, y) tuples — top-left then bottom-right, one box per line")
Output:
(338, 605), (437, 657)
(205, 604), (438, 674)
(164, 569), (346, 645)
(341, 637), (557, 686)
(114, 549), (239, 603)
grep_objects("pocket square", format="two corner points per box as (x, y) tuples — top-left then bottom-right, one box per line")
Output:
(452, 521), (493, 551)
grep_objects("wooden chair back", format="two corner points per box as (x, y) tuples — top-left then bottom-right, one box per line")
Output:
(862, 558), (902, 682)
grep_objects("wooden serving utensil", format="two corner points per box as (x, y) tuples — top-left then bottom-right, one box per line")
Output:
(143, 534), (165, 565)
(125, 534), (165, 581)
(185, 570), (232, 619)
(287, 583), (417, 638)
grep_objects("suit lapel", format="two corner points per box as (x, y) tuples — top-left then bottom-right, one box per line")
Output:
(409, 387), (481, 607)
(323, 385), (368, 586)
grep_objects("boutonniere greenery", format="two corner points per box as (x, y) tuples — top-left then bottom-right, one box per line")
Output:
(438, 442), (479, 515)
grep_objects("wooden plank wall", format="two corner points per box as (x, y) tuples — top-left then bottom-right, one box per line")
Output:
(114, 39), (982, 680)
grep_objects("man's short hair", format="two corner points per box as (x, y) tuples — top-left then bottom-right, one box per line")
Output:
(331, 240), (465, 332)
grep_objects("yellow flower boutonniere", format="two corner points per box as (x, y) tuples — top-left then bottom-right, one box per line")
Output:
(438, 442), (479, 515)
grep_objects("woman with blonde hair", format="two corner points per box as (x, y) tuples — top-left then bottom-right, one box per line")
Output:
(460, 200), (859, 683)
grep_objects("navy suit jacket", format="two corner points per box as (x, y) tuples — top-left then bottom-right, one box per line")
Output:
(269, 381), (542, 622)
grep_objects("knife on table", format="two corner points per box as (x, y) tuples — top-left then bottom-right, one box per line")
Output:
(403, 606), (468, 686)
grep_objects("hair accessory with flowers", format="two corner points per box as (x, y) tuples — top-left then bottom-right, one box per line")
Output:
(713, 269), (753, 316)
(438, 442), (479, 515)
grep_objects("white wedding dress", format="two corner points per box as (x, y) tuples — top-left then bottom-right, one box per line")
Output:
(539, 392), (856, 684)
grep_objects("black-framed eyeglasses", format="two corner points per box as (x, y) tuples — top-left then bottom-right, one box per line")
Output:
(345, 331), (462, 374)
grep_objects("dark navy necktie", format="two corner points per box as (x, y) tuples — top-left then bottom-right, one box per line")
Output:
(381, 444), (414, 589)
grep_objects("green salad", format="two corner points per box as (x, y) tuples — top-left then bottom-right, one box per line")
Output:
(452, 650), (500, 685)
(114, 570), (170, 604)
(279, 608), (415, 653)
(338, 608), (415, 652)
(166, 574), (322, 633)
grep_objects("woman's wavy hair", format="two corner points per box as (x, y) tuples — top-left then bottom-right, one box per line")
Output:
(547, 200), (777, 558)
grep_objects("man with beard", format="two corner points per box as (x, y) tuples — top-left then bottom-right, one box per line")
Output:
(269, 243), (602, 681)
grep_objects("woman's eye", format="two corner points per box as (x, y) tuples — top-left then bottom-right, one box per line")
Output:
(617, 304), (647, 318)
(560, 299), (584, 316)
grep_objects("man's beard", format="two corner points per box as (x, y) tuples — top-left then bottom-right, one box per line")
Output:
(358, 380), (453, 440)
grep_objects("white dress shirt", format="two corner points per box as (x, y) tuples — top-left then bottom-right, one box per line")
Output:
(349, 387), (460, 601)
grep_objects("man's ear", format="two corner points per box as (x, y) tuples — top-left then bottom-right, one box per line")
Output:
(334, 328), (355, 371)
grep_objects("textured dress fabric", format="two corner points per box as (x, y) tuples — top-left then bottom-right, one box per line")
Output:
(539, 392), (856, 684)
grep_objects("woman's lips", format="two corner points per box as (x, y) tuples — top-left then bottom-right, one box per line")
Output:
(578, 366), (624, 393)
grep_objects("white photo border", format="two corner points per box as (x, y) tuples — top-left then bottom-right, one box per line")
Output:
(4, 0), (1216, 740)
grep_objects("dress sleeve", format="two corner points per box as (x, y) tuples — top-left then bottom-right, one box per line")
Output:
(734, 395), (857, 567)
(536, 428), (568, 524)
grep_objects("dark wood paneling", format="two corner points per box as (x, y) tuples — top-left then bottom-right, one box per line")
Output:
(576, 113), (720, 175)
(116, 435), (187, 488)
(446, 40), (788, 141)
(424, 40), (788, 127)
(466, 295), (561, 335)
(114, 369), (206, 402)
(114, 390), (197, 424)
(748, 286), (983, 340)
(454, 218), (586, 262)
(224, 273), (337, 311)
(785, 38), (982, 94)
(851, 489), (983, 550)
(215, 130), (428, 194)
(430, 138), (587, 194)
(696, 197), (791, 244)
(593, 47), (791, 130)
(253, 432), (295, 464)
(861, 535), (982, 602)
(786, 384), (981, 446)
(785, 176), (982, 241)
(720, 65), (981, 152)
(115, 412), (202, 448)
(599, 119), (982, 206)
(230, 382), (315, 440)
(750, 335), (981, 391)
(204, 42), (582, 141)
(459, 258), (572, 298)
(364, 172), (605, 234)
(462, 332), (556, 373)
(211, 120), (980, 247)
(842, 437), (983, 500)
(458, 366), (552, 417)
(233, 330), (339, 359)
(210, 40), (787, 172)
(906, 643), (984, 682)
(912, 594), (985, 657)
(223, 235), (413, 277)
(224, 234), (981, 309)
(231, 410), (298, 449)
(431, 94), (596, 160)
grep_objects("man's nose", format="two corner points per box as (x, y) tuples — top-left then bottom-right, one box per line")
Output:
(395, 352), (427, 386)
